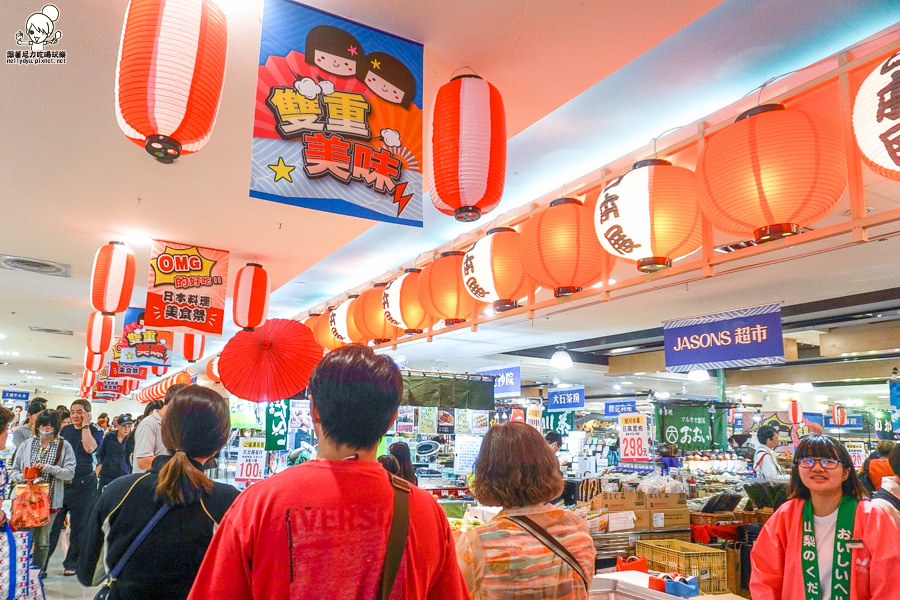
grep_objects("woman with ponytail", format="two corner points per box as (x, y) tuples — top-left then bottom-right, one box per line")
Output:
(78, 385), (238, 599)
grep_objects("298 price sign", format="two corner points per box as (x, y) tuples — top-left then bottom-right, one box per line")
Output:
(619, 413), (649, 462)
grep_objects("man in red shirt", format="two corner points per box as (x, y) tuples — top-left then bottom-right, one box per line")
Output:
(187, 345), (470, 600)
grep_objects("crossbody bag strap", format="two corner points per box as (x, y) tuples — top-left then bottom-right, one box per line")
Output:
(380, 474), (410, 600)
(505, 514), (590, 591)
(105, 503), (170, 585)
(53, 438), (63, 466)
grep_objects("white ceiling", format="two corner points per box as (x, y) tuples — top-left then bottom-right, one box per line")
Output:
(1, 0), (899, 411)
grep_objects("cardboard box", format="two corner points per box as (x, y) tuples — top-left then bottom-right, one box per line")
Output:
(593, 491), (647, 511)
(646, 492), (688, 509)
(607, 509), (649, 532)
(649, 508), (691, 530)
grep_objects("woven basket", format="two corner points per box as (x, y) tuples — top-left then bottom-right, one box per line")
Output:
(756, 508), (775, 526)
(733, 510), (757, 525)
(690, 511), (735, 526)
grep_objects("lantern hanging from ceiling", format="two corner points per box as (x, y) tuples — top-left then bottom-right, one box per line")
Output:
(354, 284), (401, 344)
(233, 263), (270, 331)
(84, 349), (104, 372)
(122, 379), (139, 395)
(788, 400), (803, 424)
(329, 296), (368, 344)
(206, 354), (220, 383)
(418, 252), (487, 325)
(725, 408), (736, 424)
(430, 75), (506, 222)
(595, 159), (703, 272)
(91, 241), (136, 315)
(81, 369), (97, 390)
(462, 227), (528, 311)
(303, 314), (322, 334)
(853, 51), (900, 181)
(382, 268), (429, 334)
(314, 307), (346, 351)
(832, 405), (847, 426)
(115, 0), (228, 162)
(182, 333), (205, 362)
(151, 365), (168, 377)
(86, 312), (115, 354)
(519, 198), (614, 297)
(695, 104), (847, 243)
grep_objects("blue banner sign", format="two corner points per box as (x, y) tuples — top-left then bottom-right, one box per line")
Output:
(2, 390), (29, 402)
(476, 363), (521, 399)
(547, 386), (585, 412)
(663, 303), (785, 372)
(824, 413), (863, 428)
(605, 400), (637, 416)
(891, 381), (900, 434)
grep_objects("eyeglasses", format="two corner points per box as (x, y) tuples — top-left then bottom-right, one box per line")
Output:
(796, 457), (842, 470)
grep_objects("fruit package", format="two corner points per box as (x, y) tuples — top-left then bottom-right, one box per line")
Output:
(10, 483), (50, 529)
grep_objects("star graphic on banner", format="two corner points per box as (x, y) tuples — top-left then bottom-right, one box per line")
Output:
(125, 351), (135, 359)
(348, 45), (358, 56)
(370, 58), (381, 70)
(268, 157), (295, 183)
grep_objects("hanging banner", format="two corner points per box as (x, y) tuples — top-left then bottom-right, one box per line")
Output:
(605, 400), (637, 417)
(845, 442), (866, 469)
(476, 363), (521, 399)
(266, 399), (290, 451)
(890, 381), (900, 434)
(542, 411), (575, 436)
(663, 303), (785, 372)
(251, 0), (424, 227)
(1, 390), (29, 403)
(655, 405), (727, 452)
(619, 413), (650, 462)
(235, 437), (267, 483)
(230, 397), (263, 430)
(547, 386), (585, 412)
(119, 307), (174, 368)
(144, 240), (229, 336)
(870, 411), (894, 440)
(108, 361), (147, 380)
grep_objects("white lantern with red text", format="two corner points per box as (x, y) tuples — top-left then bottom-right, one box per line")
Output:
(853, 51), (900, 181)
(462, 227), (528, 311)
(788, 400), (803, 424)
(233, 263), (270, 330)
(91, 242), (136, 315)
(86, 312), (115, 354)
(182, 333), (205, 363)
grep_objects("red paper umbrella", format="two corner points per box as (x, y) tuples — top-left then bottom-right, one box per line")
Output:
(218, 318), (323, 403)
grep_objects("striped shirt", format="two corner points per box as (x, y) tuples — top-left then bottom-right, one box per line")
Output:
(456, 503), (595, 600)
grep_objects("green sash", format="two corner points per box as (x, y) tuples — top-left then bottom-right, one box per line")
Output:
(801, 497), (857, 600)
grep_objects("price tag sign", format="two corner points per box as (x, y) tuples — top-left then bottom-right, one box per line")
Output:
(845, 442), (866, 469)
(619, 413), (649, 462)
(235, 437), (266, 482)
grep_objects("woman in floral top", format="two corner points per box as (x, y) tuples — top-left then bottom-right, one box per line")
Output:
(456, 422), (595, 599)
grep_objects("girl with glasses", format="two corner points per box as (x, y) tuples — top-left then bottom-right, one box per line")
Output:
(750, 434), (900, 600)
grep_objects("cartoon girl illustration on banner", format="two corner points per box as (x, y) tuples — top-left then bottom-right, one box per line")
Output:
(304, 25), (363, 77)
(359, 51), (416, 108)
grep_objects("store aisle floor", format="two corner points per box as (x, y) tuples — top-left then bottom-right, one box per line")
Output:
(39, 530), (100, 599)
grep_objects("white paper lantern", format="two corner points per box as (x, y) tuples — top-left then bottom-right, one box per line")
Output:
(853, 51), (900, 181)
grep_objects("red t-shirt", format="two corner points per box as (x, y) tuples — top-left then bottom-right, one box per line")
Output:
(187, 460), (470, 600)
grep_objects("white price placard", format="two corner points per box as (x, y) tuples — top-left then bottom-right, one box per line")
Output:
(619, 413), (649, 462)
(845, 442), (866, 469)
(454, 435), (483, 475)
(235, 437), (267, 482)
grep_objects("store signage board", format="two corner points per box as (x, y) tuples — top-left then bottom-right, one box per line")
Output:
(547, 386), (585, 412)
(891, 381), (900, 434)
(266, 399), (290, 451)
(656, 404), (726, 452)
(542, 411), (574, 436)
(118, 307), (174, 368)
(824, 414), (863, 428)
(251, 0), (425, 227)
(476, 363), (521, 398)
(845, 442), (866, 469)
(454, 435), (483, 474)
(108, 361), (147, 380)
(525, 405), (543, 431)
(236, 437), (267, 482)
(605, 400), (636, 417)
(619, 412), (650, 462)
(2, 390), (29, 402)
(662, 303), (785, 372)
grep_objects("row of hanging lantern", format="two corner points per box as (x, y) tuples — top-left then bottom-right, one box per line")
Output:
(724, 403), (848, 426)
(135, 370), (192, 404)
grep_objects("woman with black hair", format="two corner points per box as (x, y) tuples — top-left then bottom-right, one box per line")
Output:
(750, 434), (900, 599)
(389, 440), (417, 484)
(79, 385), (239, 599)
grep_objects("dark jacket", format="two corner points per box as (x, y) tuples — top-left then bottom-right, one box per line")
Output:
(78, 455), (239, 600)
(96, 431), (132, 487)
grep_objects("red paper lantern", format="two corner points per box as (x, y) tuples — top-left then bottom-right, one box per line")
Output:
(205, 355), (220, 383)
(382, 269), (429, 334)
(853, 51), (900, 181)
(84, 349), (104, 372)
(151, 365), (168, 377)
(329, 296), (368, 344)
(430, 75), (506, 222)
(788, 400), (803, 424)
(596, 159), (702, 272)
(418, 252), (487, 325)
(314, 307), (345, 351)
(122, 379), (139, 395)
(81, 370), (97, 390)
(86, 312), (115, 354)
(519, 198), (614, 297)
(725, 408), (736, 424)
(91, 242), (136, 315)
(832, 405), (847, 426)
(354, 285), (401, 344)
(182, 333), (205, 362)
(233, 263), (270, 331)
(115, 0), (228, 162)
(696, 104), (847, 243)
(462, 227), (528, 311)
(138, 370), (192, 403)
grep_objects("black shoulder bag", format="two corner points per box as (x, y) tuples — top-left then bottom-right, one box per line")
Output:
(94, 503), (170, 600)
(380, 474), (410, 600)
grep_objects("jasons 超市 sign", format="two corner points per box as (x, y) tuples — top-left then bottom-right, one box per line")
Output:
(663, 303), (785, 372)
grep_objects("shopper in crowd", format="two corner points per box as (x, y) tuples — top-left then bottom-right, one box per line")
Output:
(870, 443), (900, 528)
(95, 414), (135, 490)
(0, 405), (15, 518)
(96, 412), (110, 432)
(187, 344), (469, 600)
(378, 453), (401, 475)
(80, 385), (238, 600)
(125, 400), (162, 470)
(47, 399), (105, 577)
(58, 408), (71, 428)
(750, 434), (900, 599)
(545, 430), (572, 471)
(10, 409), (76, 578)
(11, 401), (44, 453)
(133, 384), (187, 473)
(457, 422), (595, 599)
(12, 405), (22, 428)
(860, 439), (894, 492)
(389, 440), (417, 484)
(753, 425), (788, 480)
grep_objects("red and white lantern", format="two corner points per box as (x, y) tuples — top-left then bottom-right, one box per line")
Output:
(329, 296), (367, 344)
(91, 242), (136, 315)
(84, 349), (104, 372)
(81, 369), (97, 390)
(151, 365), (168, 377)
(430, 75), (506, 222)
(832, 405), (847, 426)
(462, 227), (528, 311)
(205, 355), (220, 383)
(86, 312), (115, 354)
(233, 263), (270, 330)
(182, 333), (205, 362)
(382, 269), (429, 334)
(725, 408), (736, 424)
(788, 400), (803, 424)
(115, 0), (228, 162)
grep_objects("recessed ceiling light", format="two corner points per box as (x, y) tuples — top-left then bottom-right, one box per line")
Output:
(613, 384), (622, 390)
(792, 382), (814, 392)
(621, 381), (633, 386)
(609, 346), (639, 354)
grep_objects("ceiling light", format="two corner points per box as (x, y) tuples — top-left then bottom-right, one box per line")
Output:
(621, 380), (634, 386)
(613, 384), (622, 391)
(686, 368), (710, 382)
(0, 333), (6, 340)
(634, 371), (646, 375)
(552, 376), (561, 385)
(609, 346), (639, 354)
(655, 391), (670, 400)
(51, 385), (79, 391)
(550, 347), (573, 369)
(792, 382), (814, 392)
